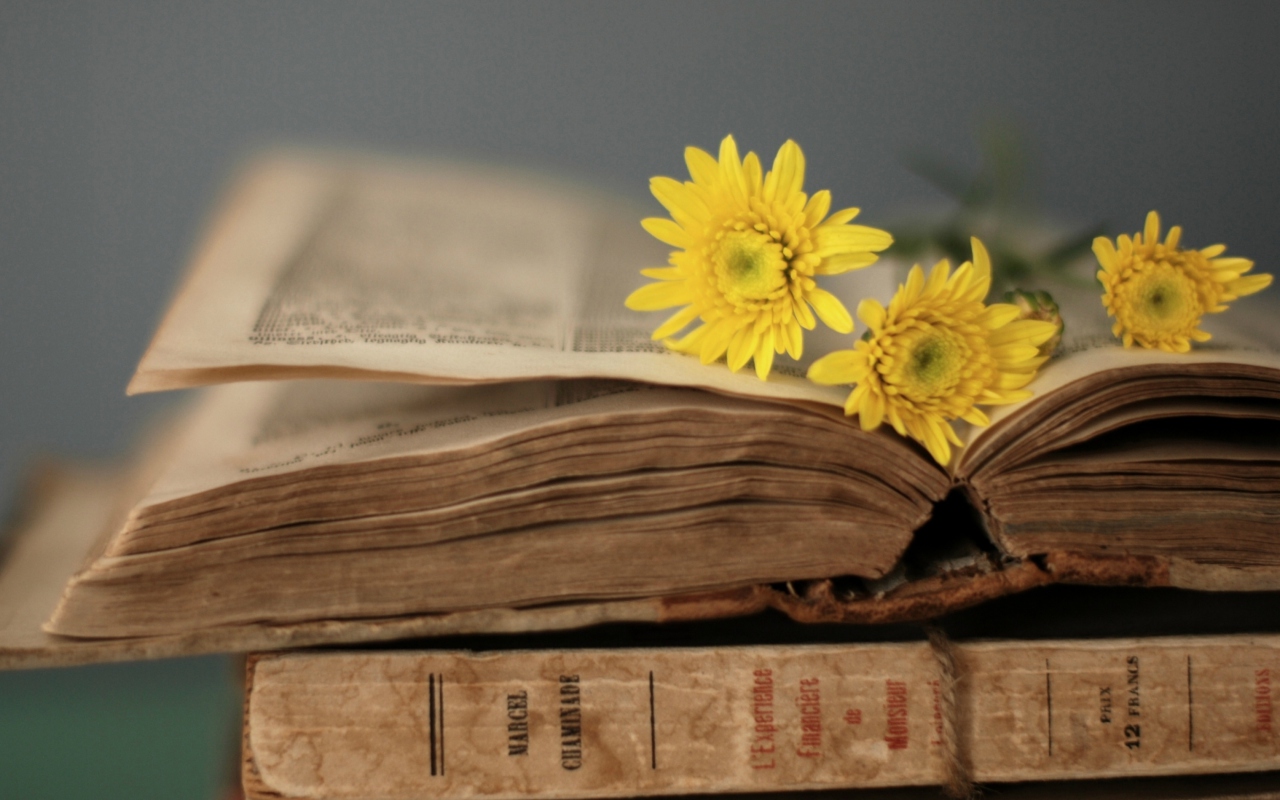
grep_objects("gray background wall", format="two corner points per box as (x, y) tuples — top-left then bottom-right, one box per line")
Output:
(4, 1), (1280, 512)
(2, 3), (1279, 797)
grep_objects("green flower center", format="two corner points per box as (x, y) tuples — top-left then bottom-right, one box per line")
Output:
(1123, 263), (1201, 334)
(911, 337), (949, 380)
(1142, 280), (1181, 318)
(714, 231), (786, 302)
(882, 324), (968, 401)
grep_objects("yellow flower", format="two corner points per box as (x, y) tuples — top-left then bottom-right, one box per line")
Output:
(625, 135), (893, 380)
(807, 238), (1056, 466)
(1094, 211), (1272, 353)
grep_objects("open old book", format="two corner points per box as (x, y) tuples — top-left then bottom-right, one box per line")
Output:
(34, 151), (1280, 651)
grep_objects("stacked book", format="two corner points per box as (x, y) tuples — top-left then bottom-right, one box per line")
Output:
(1, 150), (1278, 798)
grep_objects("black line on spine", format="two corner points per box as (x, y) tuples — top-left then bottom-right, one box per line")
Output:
(1045, 658), (1054, 756)
(648, 671), (657, 770)
(1187, 656), (1194, 752)
(439, 674), (446, 774)
(429, 673), (438, 777)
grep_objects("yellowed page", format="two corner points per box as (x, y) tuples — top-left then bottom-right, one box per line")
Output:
(128, 378), (921, 516)
(958, 279), (1280, 473)
(0, 463), (692, 669)
(0, 465), (127, 668)
(129, 150), (892, 406)
(43, 378), (934, 639)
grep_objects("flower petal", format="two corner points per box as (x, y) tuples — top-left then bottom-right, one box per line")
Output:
(684, 146), (719, 188)
(784, 320), (803, 359)
(988, 319), (1056, 347)
(990, 343), (1042, 363)
(669, 323), (706, 354)
(993, 370), (1037, 390)
(815, 251), (879, 275)
(726, 325), (755, 372)
(650, 176), (709, 227)
(945, 260), (978, 303)
(754, 328), (776, 379)
(970, 236), (992, 281)
(819, 207), (861, 227)
(1092, 236), (1119, 271)
(924, 260), (950, 296)
(1210, 257), (1254, 274)
(764, 140), (804, 204)
(857, 298), (886, 332)
(901, 264), (926, 305)
(651, 304), (701, 340)
(742, 152), (762, 194)
(794, 299), (816, 330)
(918, 418), (952, 466)
(1143, 210), (1161, 246)
(639, 266), (682, 280)
(843, 383), (867, 417)
(807, 288), (854, 333)
(1227, 272), (1273, 297)
(625, 280), (692, 311)
(714, 136), (748, 202)
(812, 225), (894, 257)
(807, 349), (864, 385)
(976, 303), (1022, 330)
(699, 320), (733, 364)
(640, 217), (691, 249)
(803, 190), (832, 228)
(859, 387), (885, 431)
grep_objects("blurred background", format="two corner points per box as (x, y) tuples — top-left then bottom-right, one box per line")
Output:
(3, 2), (1279, 797)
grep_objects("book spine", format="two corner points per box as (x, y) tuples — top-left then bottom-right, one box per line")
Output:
(243, 636), (1280, 799)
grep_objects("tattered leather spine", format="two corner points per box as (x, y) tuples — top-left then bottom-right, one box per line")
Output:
(659, 550), (1174, 628)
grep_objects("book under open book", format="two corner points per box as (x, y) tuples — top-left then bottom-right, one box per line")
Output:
(241, 635), (1280, 799)
(8, 150), (1280, 661)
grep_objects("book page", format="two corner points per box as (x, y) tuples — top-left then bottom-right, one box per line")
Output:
(958, 277), (1280, 472)
(129, 150), (892, 407)
(0, 466), (126, 667)
(996, 280), (1280, 407)
(0, 461), (701, 669)
(132, 378), (929, 516)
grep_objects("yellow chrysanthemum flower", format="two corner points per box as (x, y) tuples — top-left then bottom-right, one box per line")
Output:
(1094, 211), (1272, 353)
(625, 135), (893, 380)
(807, 238), (1056, 466)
